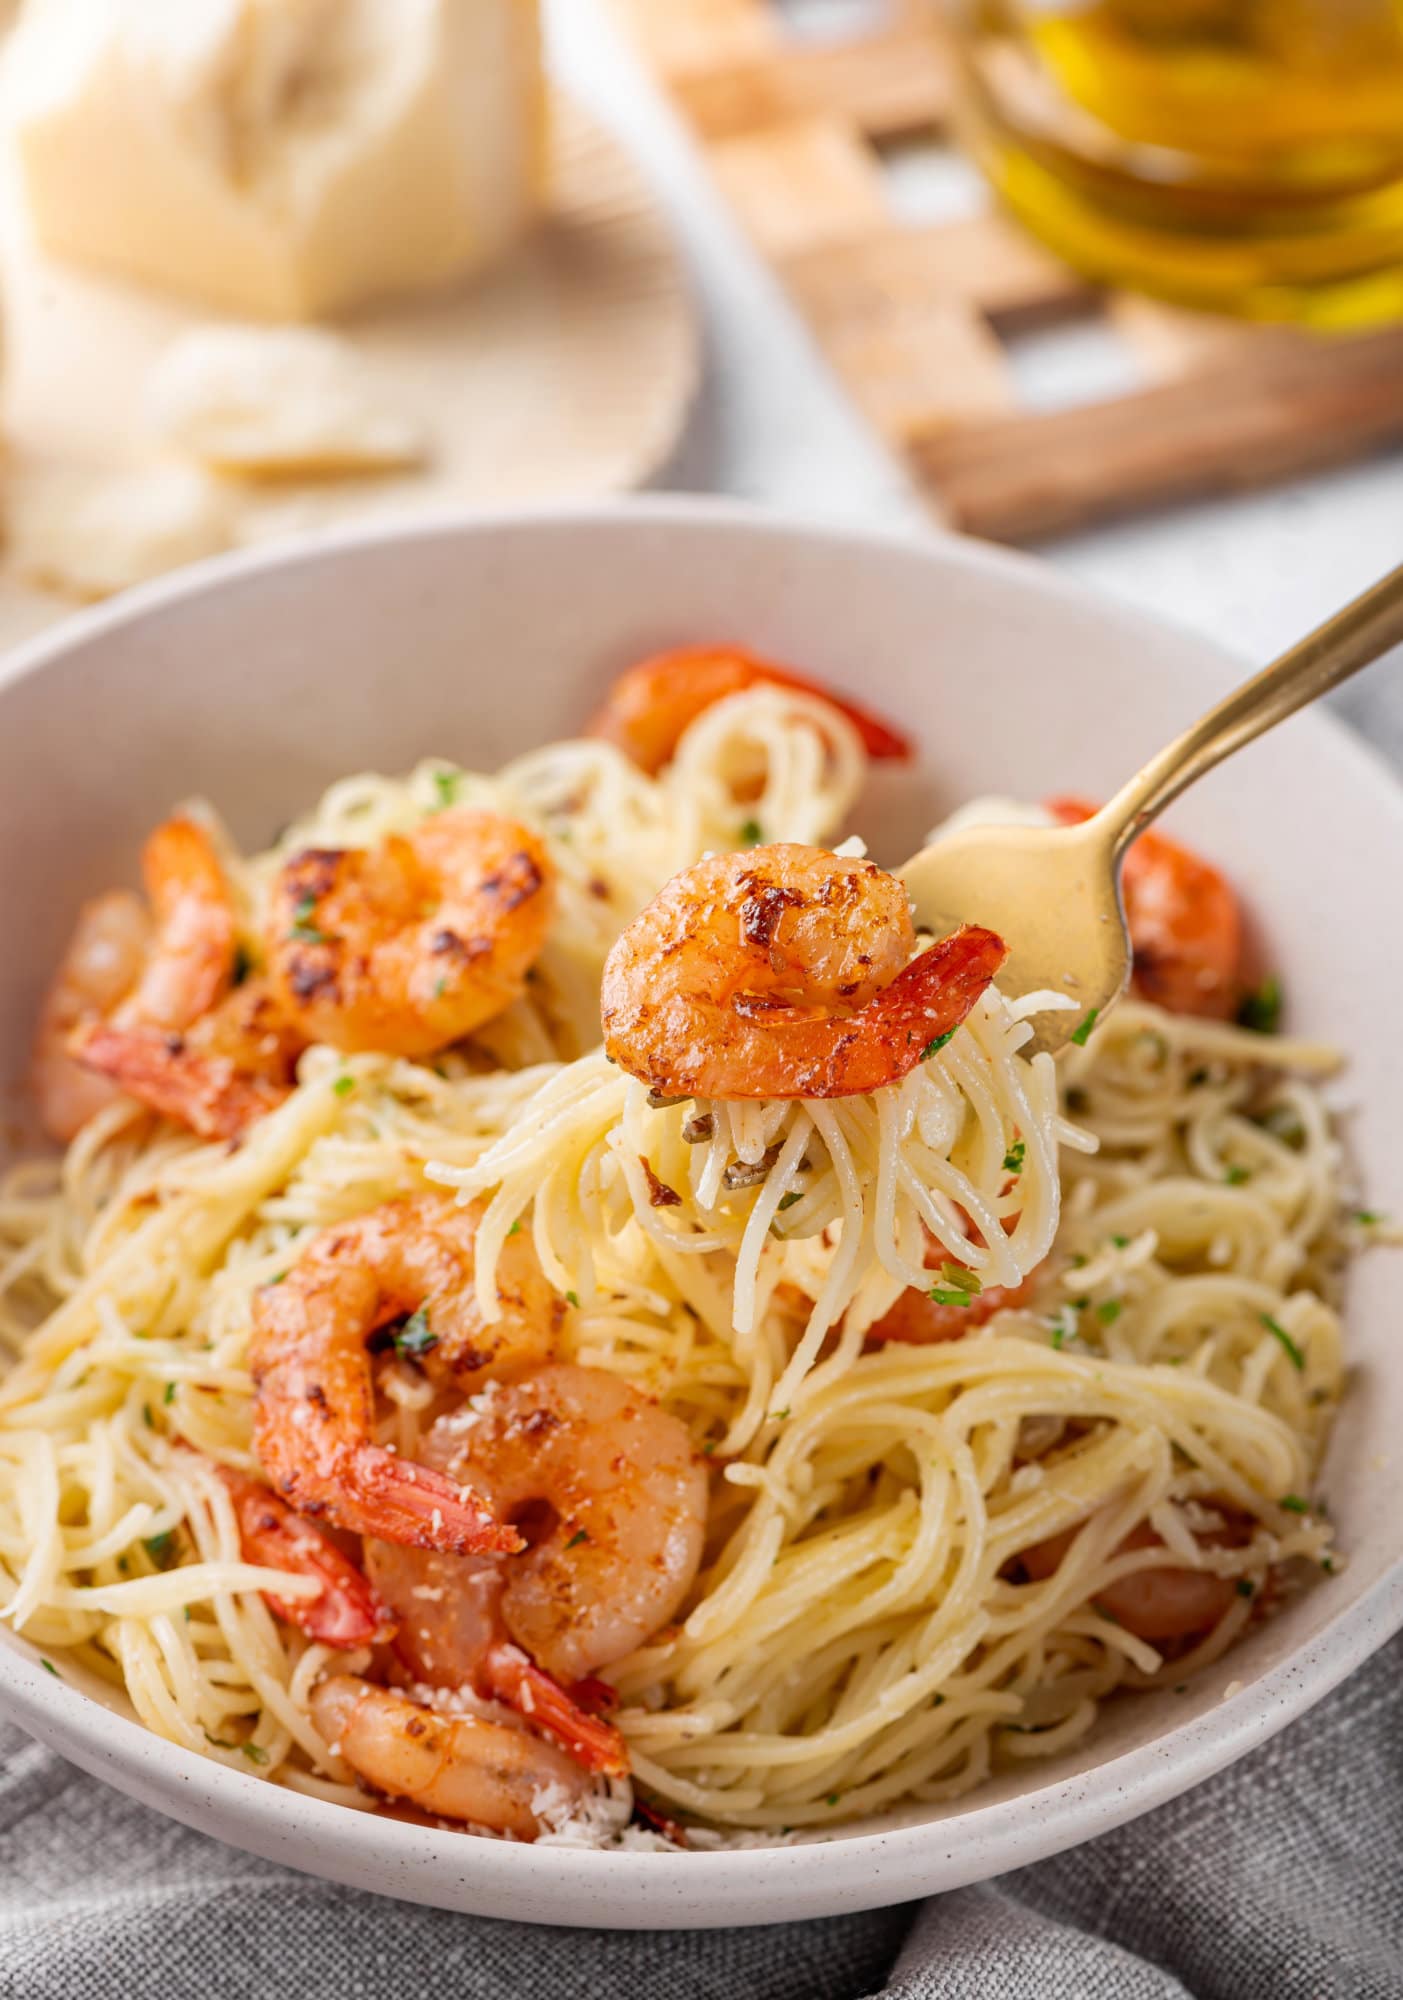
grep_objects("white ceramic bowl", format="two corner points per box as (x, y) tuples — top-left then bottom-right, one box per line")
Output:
(1, 500), (1400, 1929)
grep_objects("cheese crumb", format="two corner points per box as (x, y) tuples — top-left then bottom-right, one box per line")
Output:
(8, 463), (233, 601)
(148, 327), (427, 480)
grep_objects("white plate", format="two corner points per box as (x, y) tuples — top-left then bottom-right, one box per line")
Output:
(1, 499), (1400, 1929)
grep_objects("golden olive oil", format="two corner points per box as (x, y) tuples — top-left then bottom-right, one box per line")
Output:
(950, 1), (1403, 324)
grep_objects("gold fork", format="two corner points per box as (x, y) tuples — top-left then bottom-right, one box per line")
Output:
(900, 561), (1403, 1057)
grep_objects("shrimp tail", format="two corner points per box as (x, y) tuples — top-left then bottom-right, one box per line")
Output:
(484, 1642), (630, 1776)
(337, 1444), (524, 1558)
(806, 923), (1008, 1098)
(218, 1467), (394, 1648)
(70, 1021), (288, 1140)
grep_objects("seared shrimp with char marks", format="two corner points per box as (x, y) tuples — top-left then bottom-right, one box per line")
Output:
(602, 843), (1006, 1101)
(250, 1193), (563, 1556)
(266, 808), (554, 1058)
(34, 815), (237, 1141)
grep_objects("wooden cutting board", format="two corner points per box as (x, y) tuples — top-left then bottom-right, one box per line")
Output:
(609, 0), (1403, 542)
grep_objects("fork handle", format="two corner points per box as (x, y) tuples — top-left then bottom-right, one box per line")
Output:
(1097, 559), (1403, 855)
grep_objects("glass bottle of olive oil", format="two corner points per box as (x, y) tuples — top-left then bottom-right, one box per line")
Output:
(948, 0), (1403, 325)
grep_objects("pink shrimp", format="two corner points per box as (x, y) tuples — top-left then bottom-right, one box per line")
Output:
(586, 644), (912, 775)
(218, 1466), (393, 1648)
(249, 1194), (563, 1558)
(71, 976), (304, 1142)
(33, 815), (238, 1141)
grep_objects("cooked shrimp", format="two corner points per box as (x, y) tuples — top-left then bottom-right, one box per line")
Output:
(249, 1193), (563, 1555)
(867, 1216), (1043, 1346)
(33, 816), (237, 1141)
(32, 892), (153, 1142)
(310, 1675), (590, 1839)
(383, 1362), (708, 1687)
(1022, 1518), (1238, 1642)
(70, 977), (304, 1142)
(1047, 798), (1244, 1020)
(265, 809), (554, 1058)
(366, 1544), (629, 1775)
(601, 844), (1006, 1101)
(218, 1466), (392, 1647)
(586, 644), (912, 775)
(866, 1271), (1040, 1345)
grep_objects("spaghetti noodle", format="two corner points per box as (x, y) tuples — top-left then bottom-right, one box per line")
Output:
(0, 677), (1363, 1843)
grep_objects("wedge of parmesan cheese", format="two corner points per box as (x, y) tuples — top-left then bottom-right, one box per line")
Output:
(8, 0), (546, 320)
(147, 327), (426, 478)
(7, 465), (233, 601)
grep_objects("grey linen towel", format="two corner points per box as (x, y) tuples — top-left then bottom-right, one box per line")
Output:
(2, 1626), (1401, 1999)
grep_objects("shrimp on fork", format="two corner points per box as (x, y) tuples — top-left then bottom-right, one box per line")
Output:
(601, 843), (1006, 1101)
(249, 1193), (563, 1557)
(265, 808), (554, 1058)
(33, 815), (238, 1141)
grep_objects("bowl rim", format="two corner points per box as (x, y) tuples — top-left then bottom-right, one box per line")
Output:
(3, 493), (1402, 1924)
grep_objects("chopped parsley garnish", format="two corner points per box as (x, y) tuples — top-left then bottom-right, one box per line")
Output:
(565, 1291), (580, 1309)
(432, 976), (447, 1001)
(1261, 1312), (1305, 1371)
(738, 818), (764, 848)
(142, 1530), (178, 1570)
(1003, 1141), (1026, 1176)
(241, 1743), (269, 1765)
(332, 1074), (354, 1097)
(921, 1028), (956, 1062)
(142, 1402), (154, 1430)
(1111, 1234), (1129, 1249)
(930, 1288), (973, 1308)
(768, 1408), (791, 1423)
(1096, 1299), (1122, 1325)
(1070, 1009), (1098, 1047)
(506, 1219), (522, 1236)
(825, 1792), (840, 1807)
(566, 1529), (590, 1550)
(1236, 974), (1282, 1035)
(393, 1308), (438, 1359)
(1236, 1579), (1256, 1599)
(1280, 1494), (1308, 1514)
(1050, 1324), (1066, 1351)
(288, 894), (329, 945)
(431, 770), (461, 810)
(40, 1658), (57, 1676)
(1224, 1164), (1251, 1186)
(777, 1190), (804, 1212)
(163, 1381), (177, 1405)
(1322, 1556), (1335, 1574)
(1354, 1209), (1386, 1227)
(940, 1264), (982, 1296)
(701, 1439), (718, 1456)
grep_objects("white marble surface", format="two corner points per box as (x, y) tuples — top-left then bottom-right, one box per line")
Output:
(551, 0), (1403, 763)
